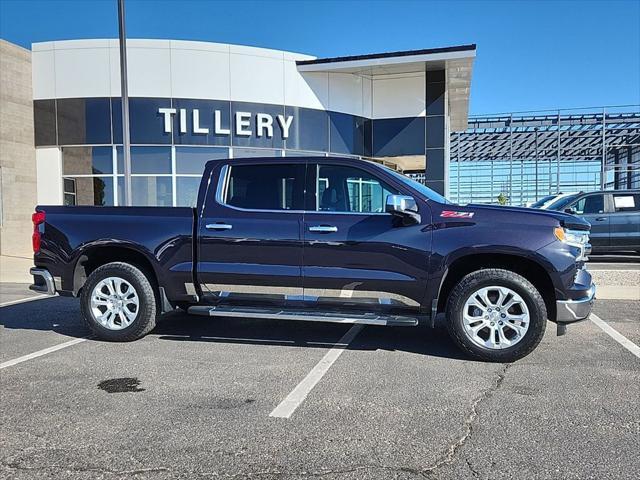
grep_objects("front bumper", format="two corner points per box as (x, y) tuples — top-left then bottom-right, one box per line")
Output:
(29, 267), (57, 295)
(556, 283), (596, 323)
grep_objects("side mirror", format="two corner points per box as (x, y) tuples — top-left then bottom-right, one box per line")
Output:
(386, 195), (421, 224)
(564, 207), (577, 215)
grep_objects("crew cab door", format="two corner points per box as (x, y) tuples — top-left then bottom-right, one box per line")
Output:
(569, 193), (609, 248)
(196, 160), (306, 304)
(301, 161), (431, 313)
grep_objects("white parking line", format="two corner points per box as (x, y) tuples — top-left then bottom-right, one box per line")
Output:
(269, 324), (363, 419)
(0, 294), (50, 308)
(0, 337), (88, 370)
(590, 313), (640, 359)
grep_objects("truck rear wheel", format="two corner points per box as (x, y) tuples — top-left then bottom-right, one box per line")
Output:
(445, 269), (547, 362)
(80, 262), (158, 341)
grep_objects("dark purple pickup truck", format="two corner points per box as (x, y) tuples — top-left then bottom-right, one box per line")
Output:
(30, 156), (595, 362)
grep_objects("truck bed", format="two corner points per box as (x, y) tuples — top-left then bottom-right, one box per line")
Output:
(33, 206), (195, 303)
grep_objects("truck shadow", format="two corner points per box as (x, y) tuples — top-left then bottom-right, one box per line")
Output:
(0, 298), (468, 361)
(153, 310), (468, 361)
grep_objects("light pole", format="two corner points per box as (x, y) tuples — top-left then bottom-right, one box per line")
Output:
(117, 0), (132, 206)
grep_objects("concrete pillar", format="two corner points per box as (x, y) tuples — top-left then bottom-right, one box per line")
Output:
(425, 69), (446, 195)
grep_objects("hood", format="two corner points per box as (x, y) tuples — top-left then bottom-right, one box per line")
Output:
(465, 204), (591, 231)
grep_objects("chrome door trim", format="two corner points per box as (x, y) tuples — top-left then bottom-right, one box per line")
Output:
(205, 223), (233, 230)
(308, 225), (338, 233)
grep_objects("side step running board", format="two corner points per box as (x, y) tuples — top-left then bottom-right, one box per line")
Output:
(187, 305), (421, 327)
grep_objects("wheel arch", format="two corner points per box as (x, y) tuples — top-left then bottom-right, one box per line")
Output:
(436, 252), (557, 321)
(72, 244), (159, 297)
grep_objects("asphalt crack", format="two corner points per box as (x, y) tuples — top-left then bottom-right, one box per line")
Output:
(420, 363), (511, 478)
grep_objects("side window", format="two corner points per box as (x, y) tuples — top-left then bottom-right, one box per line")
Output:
(572, 194), (605, 215)
(612, 194), (639, 212)
(316, 164), (398, 213)
(223, 163), (305, 211)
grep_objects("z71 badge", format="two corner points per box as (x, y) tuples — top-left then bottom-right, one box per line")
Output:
(440, 210), (475, 218)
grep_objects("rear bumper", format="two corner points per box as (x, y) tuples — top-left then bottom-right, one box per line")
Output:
(556, 283), (596, 323)
(29, 267), (56, 295)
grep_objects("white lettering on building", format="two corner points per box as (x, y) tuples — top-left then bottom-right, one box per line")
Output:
(159, 108), (293, 139)
(235, 112), (252, 136)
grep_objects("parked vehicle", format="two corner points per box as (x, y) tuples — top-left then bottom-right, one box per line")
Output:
(545, 190), (640, 253)
(30, 156), (595, 362)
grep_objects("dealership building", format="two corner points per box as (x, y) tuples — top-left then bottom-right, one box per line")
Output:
(0, 38), (474, 255)
(1, 38), (638, 258)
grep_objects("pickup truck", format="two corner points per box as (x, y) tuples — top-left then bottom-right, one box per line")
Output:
(30, 156), (596, 362)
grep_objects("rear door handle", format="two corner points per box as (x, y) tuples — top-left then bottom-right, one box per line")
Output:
(595, 217), (607, 221)
(308, 225), (338, 233)
(206, 223), (233, 230)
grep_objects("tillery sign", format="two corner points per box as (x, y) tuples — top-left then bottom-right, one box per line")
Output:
(158, 108), (294, 139)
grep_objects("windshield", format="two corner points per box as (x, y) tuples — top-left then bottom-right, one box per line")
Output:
(530, 194), (557, 209)
(382, 166), (450, 204)
(545, 193), (580, 211)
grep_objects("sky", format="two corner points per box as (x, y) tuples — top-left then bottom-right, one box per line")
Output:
(1, 0), (639, 115)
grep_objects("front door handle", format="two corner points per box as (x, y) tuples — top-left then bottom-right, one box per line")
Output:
(595, 217), (607, 221)
(308, 225), (338, 233)
(206, 223), (233, 231)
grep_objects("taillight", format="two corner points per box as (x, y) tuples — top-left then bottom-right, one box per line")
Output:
(32, 210), (45, 253)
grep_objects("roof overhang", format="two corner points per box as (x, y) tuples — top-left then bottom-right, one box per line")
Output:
(297, 45), (476, 131)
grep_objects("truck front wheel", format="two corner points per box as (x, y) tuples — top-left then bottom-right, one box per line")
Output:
(445, 269), (547, 362)
(80, 262), (158, 341)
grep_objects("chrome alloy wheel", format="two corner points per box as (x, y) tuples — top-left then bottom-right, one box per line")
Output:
(90, 277), (139, 330)
(462, 286), (530, 350)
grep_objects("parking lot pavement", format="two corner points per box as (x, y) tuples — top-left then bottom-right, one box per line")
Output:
(1, 290), (638, 479)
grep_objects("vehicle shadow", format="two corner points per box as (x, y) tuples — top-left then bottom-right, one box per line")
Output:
(154, 310), (468, 361)
(0, 298), (468, 361)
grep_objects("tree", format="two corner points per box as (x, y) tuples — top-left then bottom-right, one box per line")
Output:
(497, 192), (509, 206)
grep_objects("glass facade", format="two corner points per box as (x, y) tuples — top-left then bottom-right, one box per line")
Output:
(447, 107), (640, 206)
(35, 93), (447, 206)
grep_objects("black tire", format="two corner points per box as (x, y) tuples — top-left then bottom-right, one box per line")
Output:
(445, 268), (547, 362)
(80, 262), (158, 341)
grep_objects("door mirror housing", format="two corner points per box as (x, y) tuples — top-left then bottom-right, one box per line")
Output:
(564, 207), (577, 215)
(386, 195), (421, 224)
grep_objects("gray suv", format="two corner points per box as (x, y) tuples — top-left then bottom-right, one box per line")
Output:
(546, 190), (640, 253)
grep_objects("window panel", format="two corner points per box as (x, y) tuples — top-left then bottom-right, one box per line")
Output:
(118, 176), (173, 206)
(173, 99), (231, 146)
(34, 99), (57, 146)
(64, 176), (114, 206)
(284, 106), (328, 152)
(613, 194), (640, 212)
(57, 98), (111, 145)
(176, 176), (201, 207)
(176, 146), (228, 174)
(127, 98), (172, 144)
(329, 112), (365, 156)
(224, 163), (305, 211)
(233, 148), (282, 158)
(62, 146), (113, 175)
(316, 165), (397, 213)
(117, 146), (171, 174)
(231, 102), (285, 149)
(572, 194), (605, 214)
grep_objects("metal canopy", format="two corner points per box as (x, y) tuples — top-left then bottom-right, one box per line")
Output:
(453, 111), (640, 162)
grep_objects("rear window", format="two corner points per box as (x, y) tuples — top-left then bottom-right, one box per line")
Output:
(613, 194), (640, 212)
(223, 163), (305, 211)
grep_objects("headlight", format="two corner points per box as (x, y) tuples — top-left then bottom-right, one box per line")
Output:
(554, 227), (590, 260)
